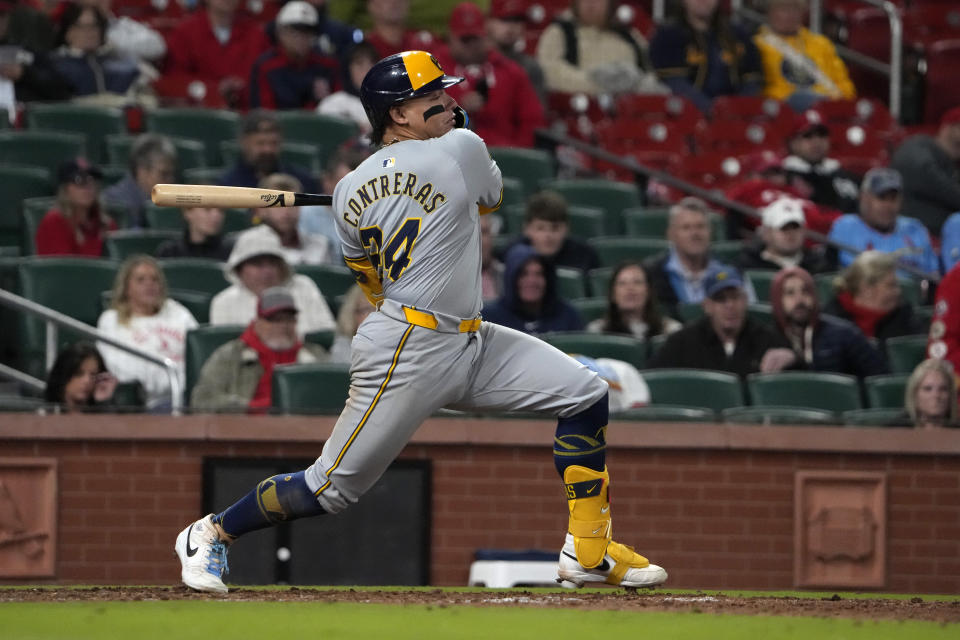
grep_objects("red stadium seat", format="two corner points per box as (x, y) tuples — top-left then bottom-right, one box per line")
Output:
(923, 39), (960, 123)
(547, 92), (614, 121)
(693, 120), (777, 154)
(829, 124), (890, 159)
(904, 5), (960, 50)
(813, 98), (899, 140)
(670, 152), (743, 190)
(616, 94), (701, 127)
(595, 119), (690, 155)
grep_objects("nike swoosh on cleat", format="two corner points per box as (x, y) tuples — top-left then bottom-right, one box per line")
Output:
(563, 551), (611, 572)
(186, 524), (199, 557)
(592, 526), (603, 534)
(600, 505), (609, 514)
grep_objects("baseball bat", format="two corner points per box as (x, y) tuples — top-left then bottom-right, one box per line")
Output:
(151, 184), (332, 208)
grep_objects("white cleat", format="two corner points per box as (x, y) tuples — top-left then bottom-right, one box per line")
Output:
(556, 533), (667, 589)
(174, 514), (230, 593)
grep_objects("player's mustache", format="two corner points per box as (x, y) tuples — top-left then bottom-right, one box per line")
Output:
(423, 104), (447, 121)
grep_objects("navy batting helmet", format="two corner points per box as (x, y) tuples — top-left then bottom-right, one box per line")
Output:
(360, 50), (463, 144)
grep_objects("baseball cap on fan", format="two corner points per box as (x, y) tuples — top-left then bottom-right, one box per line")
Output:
(450, 2), (487, 38)
(57, 157), (103, 184)
(861, 167), (902, 196)
(762, 198), (806, 230)
(276, 0), (318, 29)
(257, 287), (298, 319)
(703, 266), (745, 299)
(791, 110), (830, 138)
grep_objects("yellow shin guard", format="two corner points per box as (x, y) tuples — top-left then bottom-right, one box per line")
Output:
(563, 465), (651, 579)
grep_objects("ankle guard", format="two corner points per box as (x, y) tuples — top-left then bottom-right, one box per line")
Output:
(563, 465), (612, 569)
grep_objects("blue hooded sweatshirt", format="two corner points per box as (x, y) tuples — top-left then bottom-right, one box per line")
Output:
(482, 244), (583, 334)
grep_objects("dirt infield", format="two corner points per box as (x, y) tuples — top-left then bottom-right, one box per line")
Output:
(2, 587), (958, 623)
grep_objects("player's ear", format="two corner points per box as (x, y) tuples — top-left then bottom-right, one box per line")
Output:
(388, 104), (409, 127)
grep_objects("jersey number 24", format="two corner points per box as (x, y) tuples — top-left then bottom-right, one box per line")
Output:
(359, 218), (422, 282)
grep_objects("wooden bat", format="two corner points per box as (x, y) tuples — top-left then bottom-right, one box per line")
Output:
(151, 184), (332, 208)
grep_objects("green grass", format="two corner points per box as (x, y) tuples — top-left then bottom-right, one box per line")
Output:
(0, 601), (956, 640)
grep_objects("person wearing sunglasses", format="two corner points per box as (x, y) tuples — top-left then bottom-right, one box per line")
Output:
(35, 157), (117, 256)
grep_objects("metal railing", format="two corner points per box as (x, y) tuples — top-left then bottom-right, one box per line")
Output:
(0, 288), (183, 414)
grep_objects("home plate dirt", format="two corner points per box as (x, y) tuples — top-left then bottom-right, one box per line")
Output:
(3, 587), (959, 622)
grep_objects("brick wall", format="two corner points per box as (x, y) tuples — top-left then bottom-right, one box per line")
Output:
(1, 415), (958, 593)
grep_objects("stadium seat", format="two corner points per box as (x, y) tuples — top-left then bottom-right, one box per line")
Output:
(159, 258), (229, 296)
(669, 151), (744, 190)
(921, 38), (960, 124)
(220, 140), (320, 176)
(104, 230), (180, 260)
(185, 324), (245, 406)
(106, 134), (207, 172)
(271, 362), (351, 415)
(587, 237), (669, 267)
(813, 272), (839, 304)
(501, 176), (525, 210)
(613, 405), (715, 422)
(540, 179), (641, 235)
(294, 264), (356, 311)
(145, 108), (240, 167)
(710, 95), (793, 133)
(274, 111), (358, 165)
(615, 94), (700, 125)
(0, 395), (47, 413)
(555, 267), (587, 299)
(569, 297), (606, 323)
(897, 277), (924, 307)
(842, 407), (910, 427)
(675, 302), (705, 323)
(915, 306), (933, 333)
(304, 329), (335, 350)
(26, 104), (127, 164)
(885, 334), (928, 374)
(540, 331), (647, 369)
(489, 147), (555, 197)
(21, 196), (56, 254)
(112, 380), (146, 413)
(745, 270), (775, 303)
(0, 131), (86, 177)
(711, 240), (746, 264)
(499, 203), (605, 238)
(747, 303), (775, 328)
(641, 368), (744, 412)
(693, 121), (774, 154)
(183, 167), (225, 185)
(623, 207), (726, 240)
(721, 405), (838, 425)
(146, 204), (250, 234)
(747, 372), (862, 412)
(587, 267), (612, 297)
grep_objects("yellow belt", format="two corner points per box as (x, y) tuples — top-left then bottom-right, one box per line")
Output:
(402, 306), (481, 333)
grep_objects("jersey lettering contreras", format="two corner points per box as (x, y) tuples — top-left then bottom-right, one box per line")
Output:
(333, 129), (503, 319)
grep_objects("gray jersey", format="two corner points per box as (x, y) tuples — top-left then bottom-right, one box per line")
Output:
(333, 129), (502, 318)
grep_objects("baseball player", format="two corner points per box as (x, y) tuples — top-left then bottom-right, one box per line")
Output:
(174, 50), (667, 593)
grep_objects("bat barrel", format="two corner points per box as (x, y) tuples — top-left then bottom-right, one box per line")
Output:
(151, 184), (332, 208)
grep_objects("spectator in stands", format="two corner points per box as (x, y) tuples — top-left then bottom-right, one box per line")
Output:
(44, 341), (117, 413)
(481, 213), (505, 301)
(824, 250), (923, 344)
(735, 197), (832, 274)
(156, 205), (233, 261)
(890, 106), (960, 234)
(299, 143), (369, 266)
(828, 168), (939, 276)
(482, 244), (583, 334)
(96, 256), (197, 412)
(927, 260), (960, 376)
(648, 265), (796, 377)
(782, 110), (860, 214)
(163, 0), (270, 108)
(649, 0), (763, 113)
(364, 0), (434, 59)
(644, 197), (752, 317)
(211, 228), (335, 336)
(503, 191), (600, 274)
(102, 134), (177, 229)
(50, 3), (148, 105)
(191, 287), (328, 413)
(436, 3), (545, 148)
(36, 158), (117, 256)
(770, 266), (887, 378)
(0, 0), (69, 108)
(219, 110), (318, 193)
(753, 0), (854, 111)
(905, 359), (958, 429)
(266, 0), (361, 69)
(249, 1), (339, 110)
(329, 284), (374, 364)
(486, 0), (546, 105)
(316, 41), (378, 134)
(78, 0), (166, 63)
(941, 213), (960, 272)
(4, 0), (55, 52)
(536, 0), (665, 97)
(586, 261), (681, 340)
(238, 173), (331, 265)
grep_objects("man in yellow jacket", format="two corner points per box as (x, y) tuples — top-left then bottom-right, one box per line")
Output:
(754, 0), (855, 111)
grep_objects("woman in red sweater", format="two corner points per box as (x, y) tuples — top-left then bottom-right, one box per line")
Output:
(35, 158), (117, 257)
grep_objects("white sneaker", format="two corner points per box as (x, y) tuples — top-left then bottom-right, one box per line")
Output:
(557, 533), (667, 588)
(174, 514), (229, 593)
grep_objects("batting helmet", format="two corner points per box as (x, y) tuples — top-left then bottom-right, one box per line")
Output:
(360, 50), (464, 144)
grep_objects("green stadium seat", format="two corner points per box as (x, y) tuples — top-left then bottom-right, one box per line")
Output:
(21, 196), (56, 254)
(489, 147), (555, 196)
(747, 303), (775, 328)
(159, 258), (229, 296)
(898, 276), (923, 307)
(26, 104), (126, 164)
(745, 270), (775, 303)
(569, 297), (607, 324)
(556, 267), (586, 299)
(0, 130), (86, 176)
(274, 112), (358, 165)
(623, 208), (725, 240)
(587, 267), (612, 297)
(183, 167), (225, 185)
(100, 164), (127, 188)
(220, 140), (320, 176)
(105, 230), (180, 260)
(499, 203), (605, 239)
(540, 332), (647, 369)
(304, 329), (335, 350)
(185, 324), (244, 406)
(641, 368), (744, 411)
(675, 302), (705, 323)
(294, 264), (355, 310)
(747, 371), (862, 412)
(915, 306), (933, 333)
(613, 405), (715, 422)
(841, 408), (911, 427)
(144, 205), (184, 231)
(864, 373), (908, 408)
(885, 334), (928, 374)
(587, 237), (669, 267)
(106, 134), (207, 172)
(145, 108), (240, 167)
(501, 176), (525, 210)
(271, 362), (351, 414)
(541, 179), (641, 234)
(814, 272), (839, 304)
(711, 240), (745, 264)
(112, 380), (146, 412)
(0, 395), (46, 413)
(722, 405), (837, 425)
